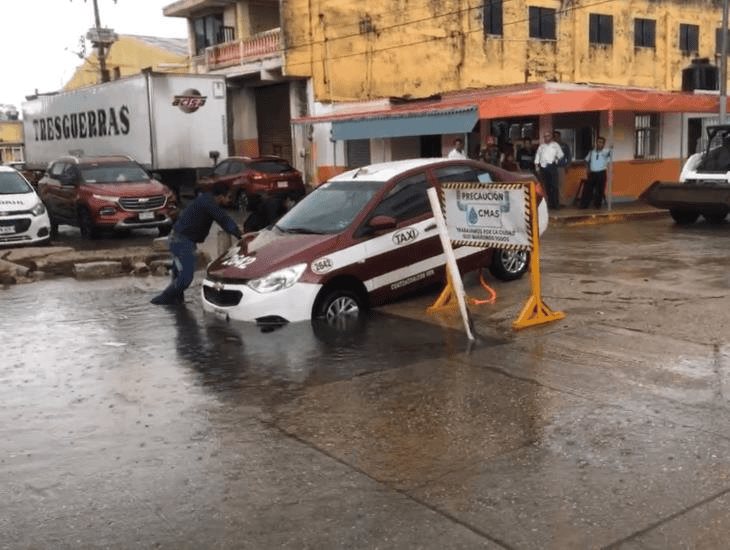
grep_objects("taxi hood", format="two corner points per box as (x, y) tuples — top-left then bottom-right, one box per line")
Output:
(0, 191), (40, 213)
(207, 227), (340, 281)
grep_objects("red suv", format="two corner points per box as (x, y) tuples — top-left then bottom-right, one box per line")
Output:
(195, 156), (305, 212)
(37, 156), (178, 239)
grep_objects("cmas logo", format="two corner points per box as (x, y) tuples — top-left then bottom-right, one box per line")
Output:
(172, 89), (208, 113)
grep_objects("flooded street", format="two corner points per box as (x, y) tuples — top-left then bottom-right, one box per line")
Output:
(3, 217), (730, 548)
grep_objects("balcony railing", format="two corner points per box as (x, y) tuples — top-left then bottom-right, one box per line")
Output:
(205, 28), (281, 71)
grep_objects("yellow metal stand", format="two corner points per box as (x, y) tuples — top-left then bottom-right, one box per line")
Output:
(512, 183), (565, 330)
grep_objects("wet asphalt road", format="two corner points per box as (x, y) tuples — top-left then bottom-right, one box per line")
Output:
(3, 216), (730, 548)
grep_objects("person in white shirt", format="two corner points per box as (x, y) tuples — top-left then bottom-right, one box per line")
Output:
(447, 138), (467, 159)
(534, 131), (564, 210)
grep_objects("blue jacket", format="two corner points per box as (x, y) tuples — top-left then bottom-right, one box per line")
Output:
(173, 193), (241, 243)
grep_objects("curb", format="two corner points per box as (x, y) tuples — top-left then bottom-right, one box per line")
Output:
(550, 209), (669, 226)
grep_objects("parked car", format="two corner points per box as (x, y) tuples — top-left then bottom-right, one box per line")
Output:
(201, 158), (548, 324)
(37, 155), (178, 239)
(0, 165), (51, 246)
(195, 155), (306, 212)
(3, 162), (43, 189)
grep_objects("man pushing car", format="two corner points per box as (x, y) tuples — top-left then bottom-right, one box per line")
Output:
(151, 182), (242, 305)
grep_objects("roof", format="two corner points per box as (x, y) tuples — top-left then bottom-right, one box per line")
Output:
(122, 35), (188, 57)
(329, 158), (453, 182)
(0, 165), (17, 173)
(295, 82), (730, 127)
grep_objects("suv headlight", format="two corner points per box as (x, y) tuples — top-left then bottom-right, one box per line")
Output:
(92, 194), (120, 202)
(246, 263), (307, 293)
(31, 202), (46, 216)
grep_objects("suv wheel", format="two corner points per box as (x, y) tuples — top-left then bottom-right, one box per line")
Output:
(78, 208), (99, 240)
(489, 249), (529, 281)
(49, 217), (59, 238)
(158, 225), (172, 237)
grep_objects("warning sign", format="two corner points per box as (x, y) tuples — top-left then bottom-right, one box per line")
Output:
(441, 183), (531, 250)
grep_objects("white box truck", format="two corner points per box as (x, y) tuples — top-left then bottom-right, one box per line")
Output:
(22, 71), (228, 196)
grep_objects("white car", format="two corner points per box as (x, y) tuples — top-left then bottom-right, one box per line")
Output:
(0, 165), (51, 246)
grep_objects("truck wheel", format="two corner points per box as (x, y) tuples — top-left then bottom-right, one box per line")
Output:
(78, 208), (99, 240)
(315, 288), (364, 322)
(669, 209), (700, 225)
(489, 249), (529, 281)
(703, 209), (728, 224)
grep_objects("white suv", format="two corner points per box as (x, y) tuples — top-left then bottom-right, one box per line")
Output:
(0, 165), (51, 246)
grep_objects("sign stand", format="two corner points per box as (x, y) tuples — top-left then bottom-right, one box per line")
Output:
(426, 187), (475, 341)
(512, 183), (565, 330)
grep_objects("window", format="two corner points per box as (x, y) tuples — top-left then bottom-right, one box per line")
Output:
(434, 165), (494, 184)
(484, 0), (503, 36)
(212, 161), (230, 176)
(528, 7), (556, 40)
(716, 28), (730, 55)
(679, 24), (699, 54)
(635, 113), (661, 159)
(634, 18), (656, 48)
(371, 173), (431, 222)
(193, 13), (225, 55)
(49, 162), (66, 177)
(589, 14), (613, 45)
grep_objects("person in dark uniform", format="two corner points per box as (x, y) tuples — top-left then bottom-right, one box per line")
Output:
(151, 182), (241, 305)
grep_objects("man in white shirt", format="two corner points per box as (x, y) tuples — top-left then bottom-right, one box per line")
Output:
(447, 138), (467, 159)
(534, 131), (564, 210)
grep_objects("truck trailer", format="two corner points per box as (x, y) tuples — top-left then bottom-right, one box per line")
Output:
(22, 72), (228, 196)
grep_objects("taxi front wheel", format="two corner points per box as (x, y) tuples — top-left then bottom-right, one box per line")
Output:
(315, 289), (364, 322)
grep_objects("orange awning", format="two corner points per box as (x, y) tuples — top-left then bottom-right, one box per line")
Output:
(293, 83), (728, 127)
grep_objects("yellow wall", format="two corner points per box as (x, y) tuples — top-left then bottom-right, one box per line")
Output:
(64, 35), (189, 90)
(282, 0), (728, 102)
(0, 121), (23, 144)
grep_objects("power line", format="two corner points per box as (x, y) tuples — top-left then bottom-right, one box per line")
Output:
(282, 0), (619, 70)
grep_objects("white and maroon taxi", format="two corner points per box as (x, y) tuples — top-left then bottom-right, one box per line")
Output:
(202, 158), (548, 323)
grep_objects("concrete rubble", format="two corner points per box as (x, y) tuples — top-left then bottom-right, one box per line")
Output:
(0, 238), (210, 285)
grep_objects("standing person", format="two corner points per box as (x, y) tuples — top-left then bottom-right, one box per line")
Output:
(447, 138), (467, 159)
(534, 131), (564, 210)
(501, 151), (519, 172)
(151, 182), (242, 305)
(553, 131), (572, 206)
(580, 136), (612, 209)
(516, 138), (535, 171)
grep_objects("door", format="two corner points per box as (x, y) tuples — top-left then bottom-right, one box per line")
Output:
(56, 164), (80, 223)
(358, 171), (441, 303)
(255, 84), (293, 163)
(39, 161), (68, 223)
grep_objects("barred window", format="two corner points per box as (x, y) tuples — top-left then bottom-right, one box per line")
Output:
(589, 14), (613, 45)
(635, 113), (661, 159)
(679, 24), (699, 54)
(484, 0), (503, 36)
(529, 7), (556, 40)
(635, 18), (656, 48)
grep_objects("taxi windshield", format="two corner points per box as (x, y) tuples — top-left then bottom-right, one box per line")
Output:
(0, 171), (32, 194)
(276, 180), (384, 234)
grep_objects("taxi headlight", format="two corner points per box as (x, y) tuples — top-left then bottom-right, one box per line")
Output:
(31, 202), (46, 216)
(247, 263), (307, 293)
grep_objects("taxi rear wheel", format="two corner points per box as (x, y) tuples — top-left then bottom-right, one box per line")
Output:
(315, 289), (364, 322)
(489, 249), (529, 281)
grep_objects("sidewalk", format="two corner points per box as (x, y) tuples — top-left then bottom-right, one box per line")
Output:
(549, 200), (668, 225)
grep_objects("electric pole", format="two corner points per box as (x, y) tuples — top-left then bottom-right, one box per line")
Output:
(721, 0), (729, 123)
(72, 0), (118, 83)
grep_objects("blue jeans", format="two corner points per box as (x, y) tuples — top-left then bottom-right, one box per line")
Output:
(156, 233), (196, 301)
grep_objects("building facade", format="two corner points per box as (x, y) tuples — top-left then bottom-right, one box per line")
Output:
(281, 0), (730, 199)
(163, 0), (313, 181)
(64, 35), (190, 91)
